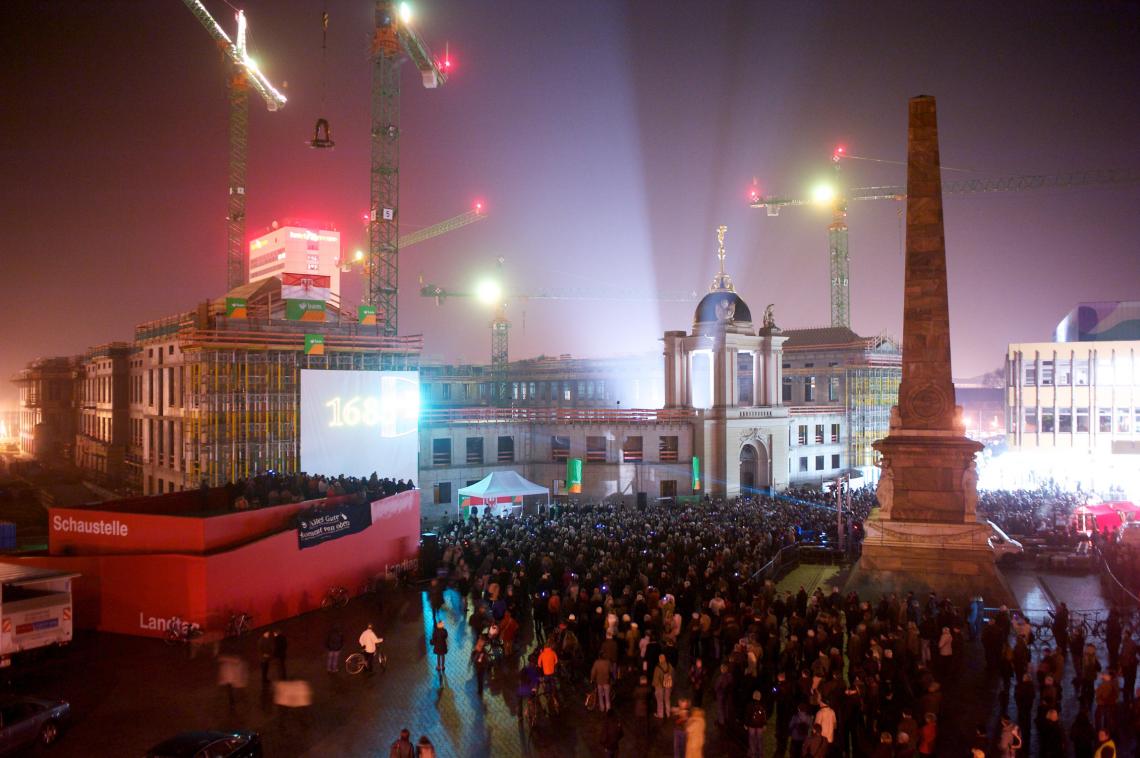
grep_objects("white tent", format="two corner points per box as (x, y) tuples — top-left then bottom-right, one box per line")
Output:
(458, 471), (550, 518)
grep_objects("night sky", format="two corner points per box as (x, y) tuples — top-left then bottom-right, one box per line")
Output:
(3, 1), (1138, 406)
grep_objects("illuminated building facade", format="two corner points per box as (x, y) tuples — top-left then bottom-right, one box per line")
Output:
(247, 223), (342, 302)
(12, 356), (78, 465)
(74, 342), (131, 483)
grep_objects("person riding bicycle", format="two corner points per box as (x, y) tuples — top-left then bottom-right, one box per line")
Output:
(537, 640), (560, 696)
(518, 655), (542, 717)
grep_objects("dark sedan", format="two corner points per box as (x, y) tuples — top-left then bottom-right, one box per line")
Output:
(145, 731), (262, 758)
(0, 696), (70, 754)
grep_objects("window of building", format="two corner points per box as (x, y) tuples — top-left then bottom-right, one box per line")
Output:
(520, 382), (527, 400)
(814, 424), (824, 444)
(1099, 408), (1112, 433)
(563, 386), (572, 402)
(1040, 360), (1054, 386)
(659, 480), (677, 499)
(1059, 407), (1072, 433)
(441, 384), (451, 400)
(1023, 407), (1038, 434)
(586, 381), (594, 400)
(1096, 357), (1114, 385)
(831, 453), (841, 469)
(815, 455), (825, 471)
(799, 457), (808, 472)
(658, 435), (679, 463)
(1076, 407), (1090, 433)
(737, 352), (754, 405)
(1118, 408), (1133, 434)
(577, 381), (586, 399)
(804, 363), (814, 369)
(797, 425), (808, 446)
(1056, 358), (1072, 386)
(551, 436), (570, 462)
(830, 423), (840, 443)
(1041, 409), (1055, 433)
(1074, 359), (1090, 386)
(466, 437), (483, 464)
(828, 376), (839, 402)
(434, 482), (452, 505)
(622, 436), (643, 462)
(586, 435), (607, 463)
(148, 371), (153, 405)
(597, 380), (606, 399)
(804, 376), (816, 402)
(497, 436), (514, 463)
(432, 438), (451, 466)
(1023, 361), (1036, 386)
(782, 377), (792, 403)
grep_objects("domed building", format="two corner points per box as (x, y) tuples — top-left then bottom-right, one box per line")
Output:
(663, 226), (791, 496)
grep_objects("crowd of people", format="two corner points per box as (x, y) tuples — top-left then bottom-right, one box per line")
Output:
(426, 494), (999, 755)
(978, 485), (1085, 539)
(221, 471), (415, 511)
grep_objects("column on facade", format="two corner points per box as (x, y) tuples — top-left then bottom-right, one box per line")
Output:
(768, 348), (782, 406)
(752, 350), (762, 408)
(681, 346), (691, 407)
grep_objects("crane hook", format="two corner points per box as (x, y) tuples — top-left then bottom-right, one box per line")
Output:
(309, 118), (335, 149)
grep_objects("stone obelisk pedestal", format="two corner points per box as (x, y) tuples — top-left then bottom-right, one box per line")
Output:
(846, 96), (1015, 609)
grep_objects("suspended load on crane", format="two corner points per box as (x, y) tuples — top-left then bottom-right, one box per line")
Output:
(310, 9), (334, 149)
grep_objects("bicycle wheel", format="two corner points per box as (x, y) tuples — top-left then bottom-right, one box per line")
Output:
(337, 592), (350, 608)
(345, 654), (366, 675)
(322, 594), (335, 610)
(377, 652), (388, 671)
(523, 699), (536, 728)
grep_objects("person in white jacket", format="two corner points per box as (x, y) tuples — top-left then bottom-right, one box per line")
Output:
(358, 623), (383, 673)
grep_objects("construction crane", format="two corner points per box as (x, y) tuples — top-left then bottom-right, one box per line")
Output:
(181, 1), (287, 292)
(369, 1), (451, 336)
(343, 203), (487, 278)
(750, 154), (1140, 330)
(419, 264), (698, 402)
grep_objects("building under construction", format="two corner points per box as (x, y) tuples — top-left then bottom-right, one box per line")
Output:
(129, 277), (419, 494)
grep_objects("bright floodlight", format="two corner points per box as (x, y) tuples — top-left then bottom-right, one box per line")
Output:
(399, 2), (413, 24)
(354, 250), (364, 262)
(811, 183), (837, 206)
(475, 279), (502, 305)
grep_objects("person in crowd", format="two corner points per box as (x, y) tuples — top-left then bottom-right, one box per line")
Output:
(257, 630), (274, 685)
(415, 735), (435, 758)
(358, 623), (382, 674)
(653, 653), (675, 719)
(471, 636), (490, 697)
(272, 630), (287, 680)
(324, 623), (344, 673)
(745, 690), (767, 758)
(590, 651), (613, 713)
(388, 728), (414, 758)
(430, 621), (448, 674)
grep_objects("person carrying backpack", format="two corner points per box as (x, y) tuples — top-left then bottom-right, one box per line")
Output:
(389, 728), (414, 758)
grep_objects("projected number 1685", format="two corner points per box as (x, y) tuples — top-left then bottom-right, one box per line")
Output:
(324, 397), (383, 427)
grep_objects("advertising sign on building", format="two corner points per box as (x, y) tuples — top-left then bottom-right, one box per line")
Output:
(297, 500), (373, 550)
(566, 458), (583, 494)
(226, 297), (248, 318)
(304, 334), (325, 356)
(358, 305), (377, 325)
(286, 300), (326, 322)
(692, 456), (701, 491)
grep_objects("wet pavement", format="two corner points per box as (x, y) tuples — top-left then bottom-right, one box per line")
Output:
(1, 562), (1120, 757)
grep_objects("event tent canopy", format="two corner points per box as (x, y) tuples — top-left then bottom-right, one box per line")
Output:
(458, 471), (550, 504)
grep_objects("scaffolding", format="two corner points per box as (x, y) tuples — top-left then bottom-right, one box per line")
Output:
(845, 365), (901, 468)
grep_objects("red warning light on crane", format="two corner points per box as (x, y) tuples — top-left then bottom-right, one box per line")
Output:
(473, 200), (484, 214)
(747, 184), (760, 203)
(833, 145), (846, 161)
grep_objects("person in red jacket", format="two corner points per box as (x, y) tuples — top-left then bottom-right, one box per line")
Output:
(917, 712), (937, 756)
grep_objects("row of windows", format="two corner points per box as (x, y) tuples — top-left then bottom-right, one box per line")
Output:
(796, 454), (842, 473)
(425, 380), (610, 403)
(1019, 355), (1137, 387)
(795, 423), (841, 446)
(782, 376), (841, 404)
(1015, 406), (1140, 435)
(429, 435), (681, 466)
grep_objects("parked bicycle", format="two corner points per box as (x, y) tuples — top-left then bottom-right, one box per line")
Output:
(523, 677), (561, 729)
(345, 645), (387, 675)
(322, 585), (350, 609)
(226, 611), (253, 638)
(164, 617), (202, 645)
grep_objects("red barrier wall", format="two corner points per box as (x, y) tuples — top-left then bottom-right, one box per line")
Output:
(6, 490), (420, 638)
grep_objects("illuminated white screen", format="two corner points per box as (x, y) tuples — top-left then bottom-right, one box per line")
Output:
(300, 370), (420, 483)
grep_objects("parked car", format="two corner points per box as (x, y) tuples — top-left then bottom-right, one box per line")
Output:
(986, 520), (1025, 562)
(145, 731), (262, 758)
(0, 696), (70, 754)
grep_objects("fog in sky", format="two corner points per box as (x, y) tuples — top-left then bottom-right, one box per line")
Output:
(2, 0), (1138, 405)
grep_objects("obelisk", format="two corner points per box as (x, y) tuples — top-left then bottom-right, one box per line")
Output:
(846, 96), (1014, 607)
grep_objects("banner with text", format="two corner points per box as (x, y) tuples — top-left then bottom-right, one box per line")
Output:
(297, 500), (373, 550)
(304, 334), (325, 355)
(226, 297), (248, 318)
(358, 305), (377, 325)
(286, 299), (326, 322)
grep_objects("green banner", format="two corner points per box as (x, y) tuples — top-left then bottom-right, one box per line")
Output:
(566, 458), (583, 494)
(691, 456), (701, 492)
(304, 334), (325, 355)
(225, 297), (247, 318)
(286, 299), (326, 322)
(358, 305), (377, 325)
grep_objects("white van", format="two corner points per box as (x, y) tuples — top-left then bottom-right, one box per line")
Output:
(986, 520), (1024, 562)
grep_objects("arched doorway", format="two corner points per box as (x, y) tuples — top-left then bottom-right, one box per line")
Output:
(739, 445), (757, 493)
(740, 441), (771, 494)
